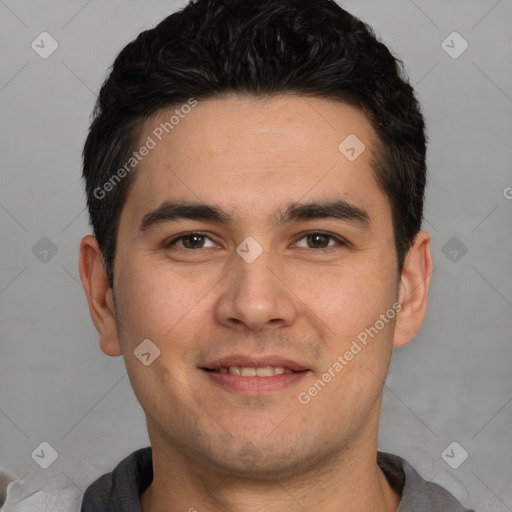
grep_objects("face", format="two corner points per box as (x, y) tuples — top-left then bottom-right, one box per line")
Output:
(86, 94), (418, 478)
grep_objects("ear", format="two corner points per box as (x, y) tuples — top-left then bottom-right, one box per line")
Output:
(78, 235), (122, 356)
(393, 229), (434, 348)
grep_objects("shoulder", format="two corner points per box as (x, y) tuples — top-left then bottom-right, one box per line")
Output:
(1, 468), (18, 508)
(1, 470), (82, 512)
(377, 451), (474, 512)
(1, 447), (152, 512)
(80, 446), (153, 512)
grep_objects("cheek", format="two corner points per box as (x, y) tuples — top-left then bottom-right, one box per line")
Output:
(113, 266), (204, 420)
(112, 258), (215, 404)
(306, 261), (398, 400)
(114, 255), (206, 344)
(304, 262), (396, 337)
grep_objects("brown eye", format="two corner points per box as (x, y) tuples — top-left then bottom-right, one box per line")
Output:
(295, 232), (345, 250)
(165, 232), (215, 250)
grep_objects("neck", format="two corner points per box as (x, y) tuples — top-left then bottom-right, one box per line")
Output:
(142, 457), (400, 512)
(141, 418), (401, 512)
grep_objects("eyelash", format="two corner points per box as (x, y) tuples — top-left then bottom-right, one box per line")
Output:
(164, 231), (348, 252)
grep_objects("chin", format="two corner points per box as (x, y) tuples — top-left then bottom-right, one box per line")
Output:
(203, 439), (334, 481)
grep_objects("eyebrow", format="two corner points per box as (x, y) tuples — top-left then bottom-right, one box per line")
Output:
(138, 198), (371, 232)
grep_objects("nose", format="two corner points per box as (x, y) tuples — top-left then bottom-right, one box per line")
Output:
(214, 243), (298, 333)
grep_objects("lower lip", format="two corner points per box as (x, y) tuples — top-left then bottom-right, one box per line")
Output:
(201, 369), (309, 394)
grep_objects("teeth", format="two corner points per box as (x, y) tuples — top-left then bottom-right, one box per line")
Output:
(255, 366), (274, 377)
(220, 365), (290, 376)
(241, 367), (256, 377)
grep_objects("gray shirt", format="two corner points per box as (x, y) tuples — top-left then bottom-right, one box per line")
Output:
(79, 447), (474, 511)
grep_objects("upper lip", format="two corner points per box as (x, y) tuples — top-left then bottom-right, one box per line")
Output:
(201, 355), (309, 372)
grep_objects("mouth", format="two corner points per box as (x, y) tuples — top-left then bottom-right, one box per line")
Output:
(200, 356), (310, 394)
(203, 365), (296, 376)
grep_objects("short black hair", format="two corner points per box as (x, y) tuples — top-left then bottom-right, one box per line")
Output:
(82, 0), (427, 288)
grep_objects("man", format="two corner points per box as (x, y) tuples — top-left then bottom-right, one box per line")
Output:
(75, 0), (474, 510)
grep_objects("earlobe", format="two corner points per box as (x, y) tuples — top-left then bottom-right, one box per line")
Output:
(78, 235), (122, 357)
(393, 230), (434, 348)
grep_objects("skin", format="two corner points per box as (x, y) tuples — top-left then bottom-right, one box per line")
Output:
(79, 94), (433, 512)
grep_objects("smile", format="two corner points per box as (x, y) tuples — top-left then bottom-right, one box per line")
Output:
(211, 365), (294, 376)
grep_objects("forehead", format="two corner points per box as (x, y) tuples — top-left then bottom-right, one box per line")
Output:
(122, 94), (389, 227)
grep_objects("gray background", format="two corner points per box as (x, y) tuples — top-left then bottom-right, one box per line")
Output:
(1, 0), (511, 510)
